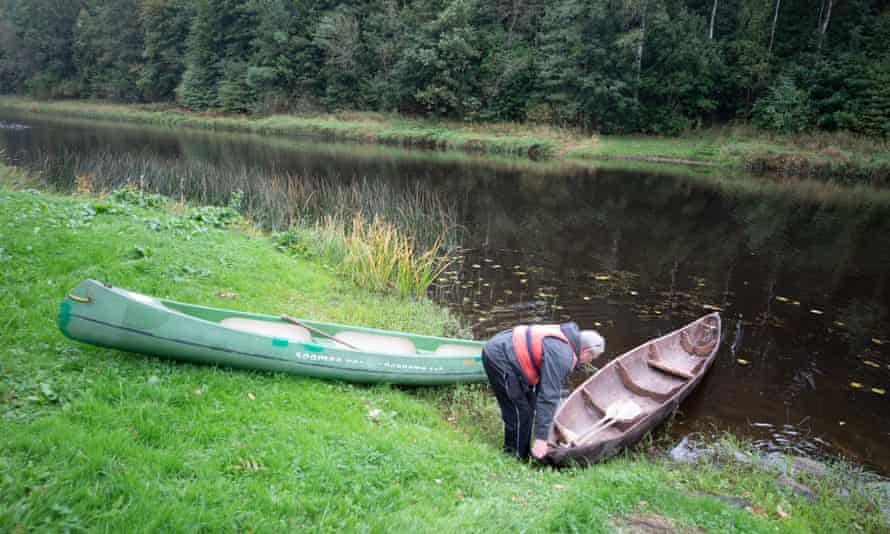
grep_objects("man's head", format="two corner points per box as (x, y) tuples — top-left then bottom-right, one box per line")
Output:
(579, 330), (605, 364)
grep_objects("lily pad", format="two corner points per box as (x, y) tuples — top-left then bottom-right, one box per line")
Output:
(736, 359), (750, 365)
(872, 388), (886, 395)
(850, 382), (864, 389)
(775, 296), (790, 303)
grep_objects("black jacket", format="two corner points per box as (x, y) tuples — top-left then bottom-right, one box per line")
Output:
(484, 322), (582, 440)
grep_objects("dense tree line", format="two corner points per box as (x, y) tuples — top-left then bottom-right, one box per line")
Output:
(1, 0), (888, 135)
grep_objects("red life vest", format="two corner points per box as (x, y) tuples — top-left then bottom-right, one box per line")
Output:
(511, 324), (578, 385)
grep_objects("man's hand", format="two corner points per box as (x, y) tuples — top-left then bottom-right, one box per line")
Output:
(531, 439), (549, 460)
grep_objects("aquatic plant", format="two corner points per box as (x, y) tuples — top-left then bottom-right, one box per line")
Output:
(25, 149), (462, 250)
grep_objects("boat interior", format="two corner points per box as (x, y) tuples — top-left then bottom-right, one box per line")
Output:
(163, 301), (481, 358)
(553, 316), (719, 447)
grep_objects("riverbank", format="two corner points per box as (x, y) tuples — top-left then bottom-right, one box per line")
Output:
(1, 165), (888, 532)
(3, 97), (888, 185)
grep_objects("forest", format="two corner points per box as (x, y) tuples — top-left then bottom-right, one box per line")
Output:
(0, 0), (888, 136)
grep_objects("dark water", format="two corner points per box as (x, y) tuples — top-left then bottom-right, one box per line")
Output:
(2, 111), (889, 474)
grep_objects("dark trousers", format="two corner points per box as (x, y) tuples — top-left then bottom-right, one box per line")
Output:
(482, 349), (536, 460)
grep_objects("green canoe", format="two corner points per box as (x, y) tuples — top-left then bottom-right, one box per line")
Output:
(58, 279), (486, 385)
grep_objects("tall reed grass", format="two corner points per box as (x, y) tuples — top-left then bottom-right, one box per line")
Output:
(26, 148), (462, 250)
(24, 148), (461, 298)
(276, 214), (451, 299)
(344, 215), (450, 299)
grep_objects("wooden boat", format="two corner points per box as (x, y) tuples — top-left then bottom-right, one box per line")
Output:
(545, 313), (721, 466)
(58, 279), (485, 385)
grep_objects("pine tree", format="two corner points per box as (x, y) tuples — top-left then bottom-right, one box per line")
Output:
(179, 0), (221, 109)
(858, 64), (890, 137)
(139, 0), (194, 101)
(74, 0), (144, 101)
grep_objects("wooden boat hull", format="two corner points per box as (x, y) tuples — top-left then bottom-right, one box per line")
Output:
(58, 279), (486, 385)
(545, 313), (721, 466)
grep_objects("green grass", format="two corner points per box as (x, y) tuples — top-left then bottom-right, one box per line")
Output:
(0, 97), (557, 159)
(1, 165), (886, 532)
(568, 126), (890, 185)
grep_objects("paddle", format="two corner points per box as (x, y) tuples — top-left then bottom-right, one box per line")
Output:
(280, 314), (360, 350)
(570, 399), (644, 447)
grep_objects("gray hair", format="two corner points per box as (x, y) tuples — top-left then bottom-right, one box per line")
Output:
(580, 330), (605, 356)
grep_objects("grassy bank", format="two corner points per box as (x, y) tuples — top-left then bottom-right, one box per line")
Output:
(0, 97), (558, 159)
(567, 128), (890, 186)
(2, 96), (889, 184)
(1, 166), (887, 532)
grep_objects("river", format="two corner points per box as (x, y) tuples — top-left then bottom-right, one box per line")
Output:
(2, 111), (889, 474)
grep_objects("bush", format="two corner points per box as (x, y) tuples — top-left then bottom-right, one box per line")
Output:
(752, 76), (812, 133)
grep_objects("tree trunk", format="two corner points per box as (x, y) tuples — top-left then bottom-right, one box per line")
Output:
(634, 0), (648, 100)
(818, 0), (833, 51)
(709, 0), (718, 40)
(768, 0), (781, 58)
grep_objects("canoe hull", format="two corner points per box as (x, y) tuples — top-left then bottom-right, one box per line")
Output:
(59, 280), (486, 385)
(545, 313), (721, 466)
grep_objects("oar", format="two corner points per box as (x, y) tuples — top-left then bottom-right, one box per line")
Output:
(571, 400), (643, 447)
(280, 314), (360, 350)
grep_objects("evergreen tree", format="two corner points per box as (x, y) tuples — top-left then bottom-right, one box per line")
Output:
(0, 0), (887, 134)
(394, 0), (487, 118)
(74, 0), (144, 101)
(179, 0), (255, 110)
(139, 0), (195, 101)
(535, 0), (636, 132)
(857, 63), (890, 138)
(2, 0), (84, 97)
(247, 0), (318, 111)
(638, 7), (722, 133)
(179, 0), (220, 109)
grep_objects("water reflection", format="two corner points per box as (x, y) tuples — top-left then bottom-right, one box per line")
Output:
(2, 111), (889, 473)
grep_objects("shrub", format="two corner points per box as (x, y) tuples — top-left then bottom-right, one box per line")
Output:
(752, 76), (812, 133)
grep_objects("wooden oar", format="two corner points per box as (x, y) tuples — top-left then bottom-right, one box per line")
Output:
(571, 400), (643, 447)
(280, 314), (360, 350)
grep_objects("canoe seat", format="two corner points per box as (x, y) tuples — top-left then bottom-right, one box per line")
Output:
(647, 359), (694, 381)
(433, 344), (481, 356)
(334, 331), (417, 356)
(680, 331), (718, 357)
(646, 343), (694, 380)
(616, 362), (683, 403)
(220, 317), (312, 342)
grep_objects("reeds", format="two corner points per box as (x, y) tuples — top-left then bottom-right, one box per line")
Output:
(25, 148), (459, 299)
(342, 215), (451, 299)
(27, 149), (461, 246)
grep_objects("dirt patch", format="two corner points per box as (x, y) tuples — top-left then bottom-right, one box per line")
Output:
(611, 514), (704, 534)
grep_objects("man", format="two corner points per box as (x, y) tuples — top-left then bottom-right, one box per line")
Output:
(482, 322), (605, 460)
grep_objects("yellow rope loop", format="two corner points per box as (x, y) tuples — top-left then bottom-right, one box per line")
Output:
(67, 293), (92, 303)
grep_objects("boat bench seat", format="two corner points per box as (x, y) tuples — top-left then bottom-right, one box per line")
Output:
(334, 331), (417, 356)
(220, 317), (312, 342)
(646, 359), (694, 380)
(433, 344), (481, 356)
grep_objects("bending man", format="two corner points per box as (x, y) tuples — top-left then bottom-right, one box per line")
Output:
(482, 322), (605, 460)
